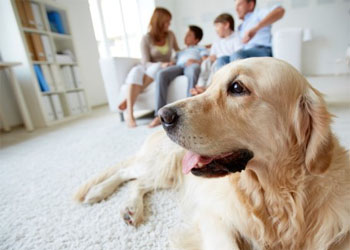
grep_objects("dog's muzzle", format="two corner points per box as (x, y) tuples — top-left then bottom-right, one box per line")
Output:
(159, 106), (254, 178)
(159, 107), (179, 129)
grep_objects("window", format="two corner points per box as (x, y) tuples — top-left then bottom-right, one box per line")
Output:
(88, 0), (155, 58)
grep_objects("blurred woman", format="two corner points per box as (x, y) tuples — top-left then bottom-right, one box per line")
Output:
(119, 7), (180, 128)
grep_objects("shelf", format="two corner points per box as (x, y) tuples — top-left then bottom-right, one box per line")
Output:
(32, 61), (77, 66)
(32, 61), (53, 65)
(22, 27), (48, 35)
(46, 111), (90, 126)
(41, 90), (65, 95)
(4, 0), (90, 130)
(50, 32), (71, 40)
(57, 62), (78, 66)
(66, 88), (84, 93)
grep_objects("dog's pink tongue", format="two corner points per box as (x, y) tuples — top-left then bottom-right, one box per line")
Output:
(182, 151), (213, 174)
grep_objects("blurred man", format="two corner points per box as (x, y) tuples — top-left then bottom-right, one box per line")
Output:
(221, 0), (285, 67)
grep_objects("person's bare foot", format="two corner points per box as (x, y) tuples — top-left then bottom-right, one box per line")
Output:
(148, 117), (161, 128)
(118, 100), (127, 111)
(126, 117), (137, 128)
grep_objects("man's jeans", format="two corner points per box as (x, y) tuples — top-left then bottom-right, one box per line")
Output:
(215, 56), (231, 71)
(216, 46), (272, 71)
(155, 64), (200, 113)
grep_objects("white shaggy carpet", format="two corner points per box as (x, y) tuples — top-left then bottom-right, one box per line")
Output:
(0, 105), (349, 250)
(0, 109), (182, 250)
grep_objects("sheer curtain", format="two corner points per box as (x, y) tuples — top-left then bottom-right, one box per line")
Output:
(88, 0), (155, 58)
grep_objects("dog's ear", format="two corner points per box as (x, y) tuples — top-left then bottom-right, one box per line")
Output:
(293, 86), (333, 175)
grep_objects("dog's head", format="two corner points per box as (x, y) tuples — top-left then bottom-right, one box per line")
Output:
(159, 58), (333, 178)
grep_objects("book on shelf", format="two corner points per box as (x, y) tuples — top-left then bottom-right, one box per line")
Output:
(47, 11), (66, 34)
(41, 65), (55, 91)
(24, 33), (36, 60)
(30, 33), (46, 61)
(42, 95), (56, 121)
(22, 0), (36, 28)
(67, 92), (81, 115)
(41, 35), (54, 62)
(33, 65), (50, 92)
(72, 66), (82, 87)
(15, 0), (28, 27)
(30, 2), (44, 30)
(67, 92), (88, 115)
(51, 94), (64, 119)
(50, 65), (65, 91)
(56, 54), (73, 64)
(77, 91), (88, 113)
(61, 66), (75, 89)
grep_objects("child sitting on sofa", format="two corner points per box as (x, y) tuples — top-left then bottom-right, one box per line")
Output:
(191, 13), (242, 95)
(149, 25), (208, 127)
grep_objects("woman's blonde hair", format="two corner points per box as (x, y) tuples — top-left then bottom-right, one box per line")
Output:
(149, 7), (172, 43)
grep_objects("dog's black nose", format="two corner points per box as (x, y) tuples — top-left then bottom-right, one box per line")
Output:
(158, 107), (178, 128)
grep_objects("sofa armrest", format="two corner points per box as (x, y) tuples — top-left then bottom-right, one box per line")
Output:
(99, 57), (140, 112)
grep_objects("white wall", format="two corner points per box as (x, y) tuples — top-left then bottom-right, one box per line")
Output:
(155, 0), (178, 36)
(56, 0), (107, 107)
(156, 0), (350, 76)
(273, 0), (350, 75)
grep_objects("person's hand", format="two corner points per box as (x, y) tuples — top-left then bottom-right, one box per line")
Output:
(190, 86), (206, 96)
(161, 62), (169, 68)
(209, 55), (216, 63)
(161, 62), (174, 68)
(242, 26), (259, 44)
(185, 59), (199, 66)
(195, 86), (206, 94)
(190, 87), (198, 96)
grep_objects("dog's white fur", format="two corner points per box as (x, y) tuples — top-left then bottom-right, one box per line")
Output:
(74, 58), (350, 250)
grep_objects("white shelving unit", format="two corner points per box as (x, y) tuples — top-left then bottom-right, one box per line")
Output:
(0, 0), (90, 129)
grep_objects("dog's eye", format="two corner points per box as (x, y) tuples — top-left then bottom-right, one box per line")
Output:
(228, 81), (249, 96)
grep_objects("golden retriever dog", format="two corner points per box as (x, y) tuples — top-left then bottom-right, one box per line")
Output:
(74, 58), (350, 250)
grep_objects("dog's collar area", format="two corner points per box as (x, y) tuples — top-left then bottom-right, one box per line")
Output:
(190, 149), (254, 178)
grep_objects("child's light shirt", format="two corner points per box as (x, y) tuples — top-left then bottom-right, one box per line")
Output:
(176, 46), (209, 67)
(210, 32), (242, 57)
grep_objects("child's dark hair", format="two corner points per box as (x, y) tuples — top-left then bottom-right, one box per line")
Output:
(247, 0), (257, 8)
(214, 13), (234, 31)
(189, 25), (203, 41)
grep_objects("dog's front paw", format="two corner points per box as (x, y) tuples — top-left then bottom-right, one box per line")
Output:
(120, 202), (144, 226)
(83, 185), (110, 204)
